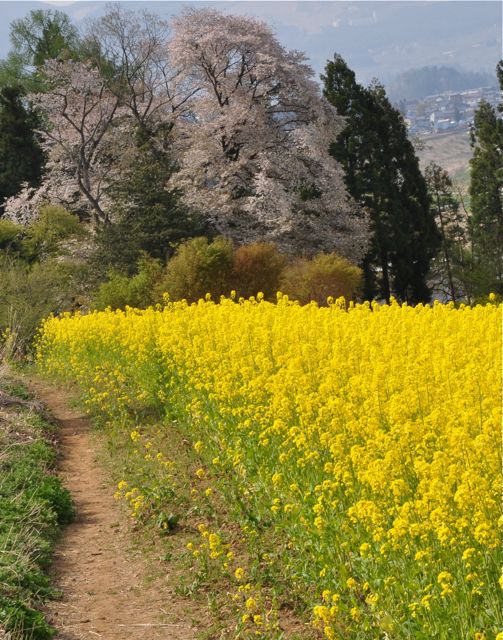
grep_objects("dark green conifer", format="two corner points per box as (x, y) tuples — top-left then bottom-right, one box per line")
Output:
(322, 54), (440, 303)
(468, 62), (503, 295)
(0, 85), (44, 214)
(94, 125), (207, 274)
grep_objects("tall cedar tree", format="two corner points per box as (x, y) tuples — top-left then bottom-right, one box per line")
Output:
(322, 55), (440, 303)
(468, 60), (503, 296)
(94, 125), (207, 275)
(0, 86), (44, 214)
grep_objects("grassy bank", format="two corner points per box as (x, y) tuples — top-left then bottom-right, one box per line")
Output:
(0, 373), (73, 639)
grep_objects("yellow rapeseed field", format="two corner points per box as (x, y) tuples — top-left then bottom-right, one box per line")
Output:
(37, 296), (502, 639)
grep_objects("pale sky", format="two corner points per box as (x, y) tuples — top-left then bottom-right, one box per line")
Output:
(0, 1), (500, 83)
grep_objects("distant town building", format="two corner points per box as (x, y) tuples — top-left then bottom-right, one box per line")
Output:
(402, 85), (500, 137)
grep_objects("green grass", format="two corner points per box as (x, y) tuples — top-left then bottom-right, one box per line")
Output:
(0, 378), (74, 639)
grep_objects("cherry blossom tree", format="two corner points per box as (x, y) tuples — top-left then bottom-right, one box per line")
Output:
(6, 8), (195, 225)
(84, 6), (196, 134)
(168, 8), (369, 258)
(7, 59), (125, 224)
(6, 7), (369, 261)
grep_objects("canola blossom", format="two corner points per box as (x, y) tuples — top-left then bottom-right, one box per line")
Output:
(37, 297), (502, 639)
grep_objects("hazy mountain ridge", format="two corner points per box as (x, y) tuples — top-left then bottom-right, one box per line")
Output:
(388, 66), (498, 102)
(0, 1), (500, 85)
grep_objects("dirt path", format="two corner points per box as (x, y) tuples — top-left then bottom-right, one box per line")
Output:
(28, 379), (199, 640)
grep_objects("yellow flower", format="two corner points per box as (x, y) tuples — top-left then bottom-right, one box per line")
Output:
(346, 577), (357, 590)
(37, 295), (501, 638)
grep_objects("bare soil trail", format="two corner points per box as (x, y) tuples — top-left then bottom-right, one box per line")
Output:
(27, 378), (201, 640)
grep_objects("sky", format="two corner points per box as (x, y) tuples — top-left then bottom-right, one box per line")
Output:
(0, 1), (500, 84)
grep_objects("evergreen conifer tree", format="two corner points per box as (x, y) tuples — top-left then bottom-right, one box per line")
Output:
(94, 125), (207, 274)
(468, 60), (503, 295)
(0, 85), (44, 214)
(322, 54), (440, 303)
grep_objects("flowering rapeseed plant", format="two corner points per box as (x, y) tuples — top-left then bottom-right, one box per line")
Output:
(37, 296), (502, 638)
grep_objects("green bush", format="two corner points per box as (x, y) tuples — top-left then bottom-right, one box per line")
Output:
(231, 242), (286, 300)
(0, 204), (88, 355)
(0, 219), (23, 252)
(280, 252), (362, 305)
(156, 236), (233, 302)
(22, 204), (85, 262)
(0, 256), (88, 354)
(93, 255), (163, 310)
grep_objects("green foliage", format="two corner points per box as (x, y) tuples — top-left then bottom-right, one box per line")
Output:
(0, 204), (88, 353)
(0, 219), (23, 251)
(322, 54), (440, 303)
(0, 52), (40, 94)
(0, 85), (44, 213)
(0, 10), (82, 93)
(0, 206), (84, 262)
(157, 237), (234, 303)
(94, 125), (207, 275)
(0, 256), (87, 354)
(231, 242), (287, 300)
(0, 381), (73, 639)
(468, 67), (503, 296)
(280, 252), (362, 305)
(21, 205), (85, 262)
(93, 255), (163, 310)
(11, 10), (79, 66)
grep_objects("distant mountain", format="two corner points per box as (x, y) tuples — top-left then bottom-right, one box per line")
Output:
(388, 66), (497, 102)
(0, 1), (500, 85)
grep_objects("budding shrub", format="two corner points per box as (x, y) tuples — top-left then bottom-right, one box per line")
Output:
(94, 255), (163, 310)
(280, 252), (362, 305)
(0, 219), (23, 252)
(0, 257), (85, 354)
(156, 236), (233, 302)
(22, 205), (84, 262)
(232, 242), (286, 300)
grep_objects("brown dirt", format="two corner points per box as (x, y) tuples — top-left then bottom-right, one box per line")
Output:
(417, 128), (473, 191)
(28, 378), (202, 640)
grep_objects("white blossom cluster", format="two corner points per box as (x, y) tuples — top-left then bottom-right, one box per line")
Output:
(5, 7), (369, 259)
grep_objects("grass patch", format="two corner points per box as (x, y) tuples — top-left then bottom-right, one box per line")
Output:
(0, 375), (74, 639)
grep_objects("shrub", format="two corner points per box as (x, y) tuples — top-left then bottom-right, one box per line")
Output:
(0, 219), (23, 252)
(93, 255), (163, 310)
(231, 242), (286, 300)
(0, 256), (87, 354)
(156, 236), (233, 302)
(280, 252), (362, 305)
(22, 204), (85, 262)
